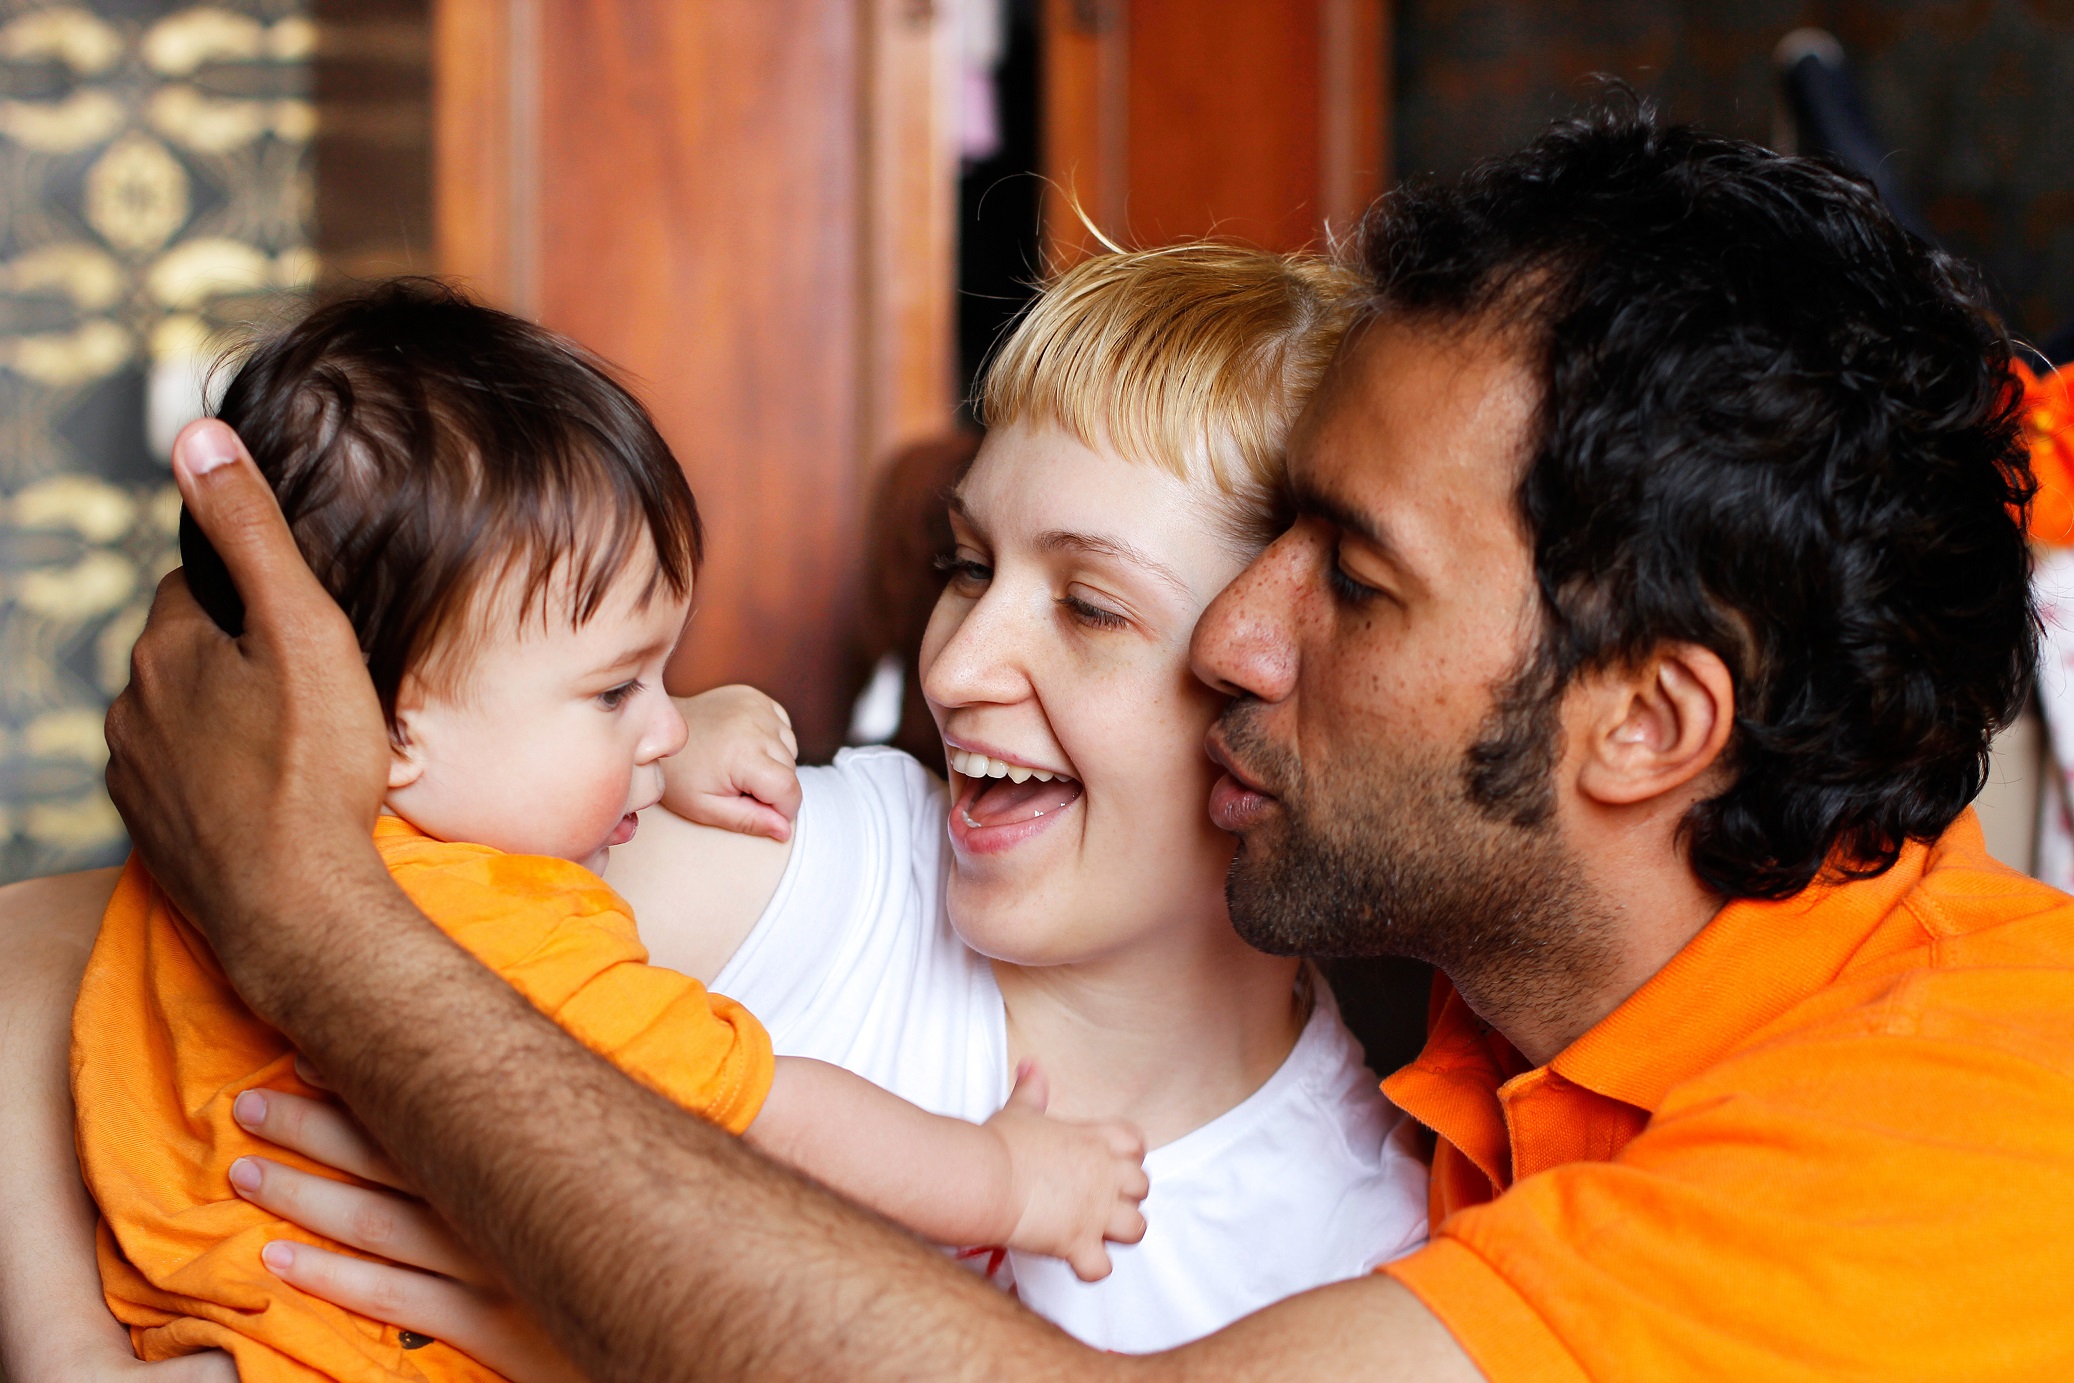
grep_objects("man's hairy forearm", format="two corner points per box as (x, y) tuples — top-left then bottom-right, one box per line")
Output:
(224, 857), (1106, 1383)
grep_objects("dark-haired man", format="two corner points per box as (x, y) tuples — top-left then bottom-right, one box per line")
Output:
(14, 102), (2074, 1382)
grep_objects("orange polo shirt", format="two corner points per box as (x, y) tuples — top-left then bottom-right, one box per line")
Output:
(73, 816), (774, 1382)
(1382, 810), (2074, 1382)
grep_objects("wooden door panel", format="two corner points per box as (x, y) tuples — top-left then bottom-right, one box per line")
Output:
(1045, 0), (1390, 260)
(436, 0), (956, 756)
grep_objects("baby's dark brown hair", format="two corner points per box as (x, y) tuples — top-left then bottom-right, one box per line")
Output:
(213, 278), (702, 730)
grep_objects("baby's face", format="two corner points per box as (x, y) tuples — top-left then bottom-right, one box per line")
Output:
(384, 560), (692, 875)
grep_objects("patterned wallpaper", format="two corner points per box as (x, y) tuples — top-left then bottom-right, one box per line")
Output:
(0, 0), (313, 883)
(1396, 0), (2074, 340)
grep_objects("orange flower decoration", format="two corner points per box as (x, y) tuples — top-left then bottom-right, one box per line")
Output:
(2014, 359), (2074, 546)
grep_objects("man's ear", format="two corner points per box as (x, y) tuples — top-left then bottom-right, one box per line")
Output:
(1574, 643), (1735, 808)
(386, 678), (426, 792)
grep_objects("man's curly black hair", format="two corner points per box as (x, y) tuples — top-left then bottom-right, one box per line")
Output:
(1358, 93), (2037, 900)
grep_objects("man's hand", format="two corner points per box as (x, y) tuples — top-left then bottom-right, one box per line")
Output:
(104, 420), (391, 985)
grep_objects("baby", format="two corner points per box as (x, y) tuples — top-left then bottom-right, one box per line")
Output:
(69, 281), (1147, 1382)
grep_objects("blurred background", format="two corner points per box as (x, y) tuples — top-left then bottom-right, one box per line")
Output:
(5, 0), (2072, 892)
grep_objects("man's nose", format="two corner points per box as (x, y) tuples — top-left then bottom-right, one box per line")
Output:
(1191, 534), (1302, 703)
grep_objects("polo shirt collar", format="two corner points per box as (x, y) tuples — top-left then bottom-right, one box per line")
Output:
(1550, 833), (1932, 1112)
(1385, 827), (1942, 1185)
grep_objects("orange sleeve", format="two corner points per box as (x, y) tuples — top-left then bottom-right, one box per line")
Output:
(386, 844), (775, 1133)
(1386, 969), (2074, 1382)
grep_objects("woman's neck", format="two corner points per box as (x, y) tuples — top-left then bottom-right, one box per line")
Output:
(993, 926), (1305, 1150)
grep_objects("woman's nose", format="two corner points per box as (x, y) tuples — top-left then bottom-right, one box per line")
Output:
(921, 590), (1036, 710)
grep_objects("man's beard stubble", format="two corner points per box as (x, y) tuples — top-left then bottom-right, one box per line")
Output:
(1218, 682), (1618, 1040)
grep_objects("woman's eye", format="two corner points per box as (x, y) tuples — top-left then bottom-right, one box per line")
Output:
(934, 553), (993, 589)
(598, 680), (640, 711)
(1060, 593), (1128, 630)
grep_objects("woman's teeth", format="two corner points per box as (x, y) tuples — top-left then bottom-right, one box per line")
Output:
(948, 748), (1063, 783)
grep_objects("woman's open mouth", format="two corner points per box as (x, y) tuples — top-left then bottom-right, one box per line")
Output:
(946, 748), (1082, 854)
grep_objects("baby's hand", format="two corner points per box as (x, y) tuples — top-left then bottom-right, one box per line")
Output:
(661, 685), (801, 842)
(986, 1061), (1149, 1282)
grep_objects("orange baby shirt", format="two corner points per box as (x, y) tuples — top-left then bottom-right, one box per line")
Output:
(71, 814), (775, 1383)
(1381, 809), (2074, 1382)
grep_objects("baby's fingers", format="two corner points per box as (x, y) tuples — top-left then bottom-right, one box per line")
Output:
(1067, 1241), (1115, 1283)
(1106, 1199), (1148, 1247)
(741, 747), (803, 821)
(1100, 1119), (1148, 1163)
(772, 704), (798, 759)
(687, 791), (793, 842)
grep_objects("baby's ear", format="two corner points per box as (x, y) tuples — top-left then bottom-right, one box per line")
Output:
(387, 680), (426, 791)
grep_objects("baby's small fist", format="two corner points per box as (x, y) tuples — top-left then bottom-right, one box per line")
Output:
(661, 685), (801, 841)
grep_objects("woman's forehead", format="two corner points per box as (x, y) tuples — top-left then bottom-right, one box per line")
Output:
(955, 423), (1241, 565)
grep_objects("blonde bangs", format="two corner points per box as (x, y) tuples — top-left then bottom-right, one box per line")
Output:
(978, 243), (1364, 507)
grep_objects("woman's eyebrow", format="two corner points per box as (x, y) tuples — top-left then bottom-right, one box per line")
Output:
(945, 490), (988, 539)
(1036, 530), (1190, 595)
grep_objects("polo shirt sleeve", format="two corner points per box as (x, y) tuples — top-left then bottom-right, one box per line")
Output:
(1386, 970), (2074, 1383)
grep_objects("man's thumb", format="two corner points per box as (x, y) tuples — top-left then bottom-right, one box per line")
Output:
(171, 419), (316, 629)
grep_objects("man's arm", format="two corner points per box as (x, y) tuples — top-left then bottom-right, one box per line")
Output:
(110, 420), (1480, 1383)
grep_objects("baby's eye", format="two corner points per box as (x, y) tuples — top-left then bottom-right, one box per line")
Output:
(597, 679), (641, 711)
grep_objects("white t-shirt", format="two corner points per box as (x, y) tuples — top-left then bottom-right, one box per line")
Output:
(714, 747), (1430, 1353)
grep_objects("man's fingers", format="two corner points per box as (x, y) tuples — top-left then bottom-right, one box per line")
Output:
(259, 1241), (588, 1383)
(228, 1156), (485, 1285)
(169, 418), (324, 631)
(233, 1087), (412, 1191)
(261, 1236), (471, 1333)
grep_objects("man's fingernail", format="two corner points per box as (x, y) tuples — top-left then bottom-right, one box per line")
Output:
(229, 1157), (262, 1194)
(261, 1240), (296, 1273)
(233, 1090), (268, 1126)
(182, 424), (239, 477)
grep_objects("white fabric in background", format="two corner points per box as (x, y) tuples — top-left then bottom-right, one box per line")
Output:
(714, 747), (1430, 1353)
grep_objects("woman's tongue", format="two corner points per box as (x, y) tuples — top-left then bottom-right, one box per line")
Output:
(958, 772), (1081, 828)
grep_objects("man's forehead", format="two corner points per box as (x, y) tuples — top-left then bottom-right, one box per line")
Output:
(1289, 318), (1539, 555)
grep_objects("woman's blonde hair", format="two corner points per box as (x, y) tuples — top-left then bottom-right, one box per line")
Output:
(978, 241), (1364, 542)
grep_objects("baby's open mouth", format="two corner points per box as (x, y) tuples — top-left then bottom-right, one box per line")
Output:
(948, 749), (1082, 829)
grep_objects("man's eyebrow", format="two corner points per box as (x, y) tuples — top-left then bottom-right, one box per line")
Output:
(1290, 480), (1408, 566)
(1037, 530), (1190, 595)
